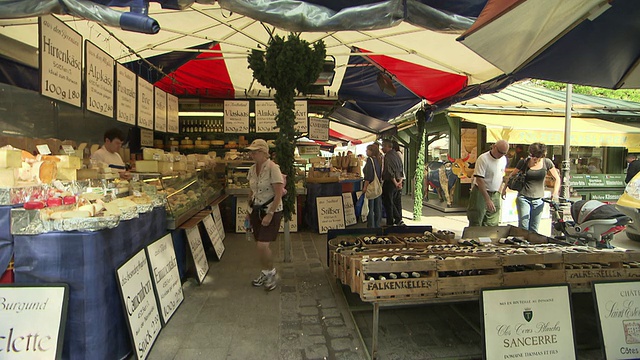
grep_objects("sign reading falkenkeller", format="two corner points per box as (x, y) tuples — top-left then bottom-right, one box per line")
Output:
(166, 94), (179, 134)
(115, 250), (162, 360)
(39, 15), (82, 107)
(146, 234), (183, 326)
(294, 100), (308, 133)
(0, 284), (69, 360)
(481, 285), (576, 360)
(255, 100), (278, 133)
(137, 78), (154, 130)
(85, 40), (114, 117)
(203, 215), (225, 259)
(316, 196), (345, 234)
(308, 117), (329, 141)
(116, 63), (136, 125)
(185, 226), (209, 284)
(154, 87), (167, 132)
(593, 281), (640, 360)
(224, 100), (249, 133)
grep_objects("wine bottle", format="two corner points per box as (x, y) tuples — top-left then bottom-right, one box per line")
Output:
(388, 273), (398, 279)
(411, 272), (420, 278)
(400, 272), (409, 278)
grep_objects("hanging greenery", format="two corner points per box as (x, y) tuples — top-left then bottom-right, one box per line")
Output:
(413, 110), (428, 220)
(248, 33), (326, 220)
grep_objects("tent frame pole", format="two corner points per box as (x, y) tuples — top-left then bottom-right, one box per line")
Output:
(562, 84), (572, 199)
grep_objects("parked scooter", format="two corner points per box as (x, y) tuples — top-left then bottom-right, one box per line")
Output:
(542, 197), (632, 248)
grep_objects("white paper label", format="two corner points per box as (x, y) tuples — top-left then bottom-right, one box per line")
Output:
(61, 145), (75, 155)
(294, 100), (308, 133)
(116, 63), (136, 125)
(36, 144), (51, 155)
(279, 197), (298, 233)
(140, 128), (154, 147)
(342, 193), (357, 226)
(593, 281), (640, 359)
(137, 78), (154, 129)
(316, 196), (345, 234)
(224, 100), (250, 133)
(308, 117), (329, 141)
(39, 15), (82, 107)
(236, 197), (250, 233)
(146, 234), (183, 325)
(154, 87), (167, 132)
(85, 41), (114, 117)
(211, 205), (225, 241)
(166, 94), (179, 133)
(203, 215), (225, 259)
(255, 100), (278, 133)
(185, 225), (209, 283)
(115, 250), (162, 360)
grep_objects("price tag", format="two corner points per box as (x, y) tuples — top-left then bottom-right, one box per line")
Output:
(36, 144), (51, 155)
(152, 153), (161, 161)
(61, 144), (75, 155)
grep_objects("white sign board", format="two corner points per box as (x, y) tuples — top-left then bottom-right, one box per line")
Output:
(137, 78), (154, 129)
(85, 41), (114, 117)
(593, 281), (640, 359)
(482, 285), (576, 360)
(166, 94), (179, 134)
(294, 100), (308, 133)
(140, 128), (154, 147)
(185, 225), (209, 283)
(116, 63), (137, 125)
(342, 193), (357, 226)
(279, 197), (297, 233)
(211, 205), (225, 241)
(316, 196), (345, 234)
(115, 250), (162, 360)
(146, 234), (183, 326)
(309, 117), (329, 141)
(154, 87), (167, 132)
(255, 100), (278, 133)
(203, 215), (225, 259)
(0, 284), (69, 360)
(39, 15), (82, 107)
(224, 100), (249, 133)
(236, 197), (251, 233)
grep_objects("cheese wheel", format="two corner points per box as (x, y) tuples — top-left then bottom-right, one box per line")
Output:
(21, 150), (36, 163)
(31, 160), (58, 183)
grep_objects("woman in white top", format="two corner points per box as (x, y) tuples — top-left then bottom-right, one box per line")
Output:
(245, 139), (284, 291)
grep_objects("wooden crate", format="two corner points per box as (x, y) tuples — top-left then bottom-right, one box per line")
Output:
(393, 233), (448, 248)
(620, 251), (640, 280)
(358, 258), (437, 302)
(563, 251), (627, 291)
(357, 235), (404, 249)
(502, 252), (565, 286)
(436, 255), (503, 298)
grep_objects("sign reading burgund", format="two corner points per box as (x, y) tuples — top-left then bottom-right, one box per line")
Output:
(0, 284), (69, 360)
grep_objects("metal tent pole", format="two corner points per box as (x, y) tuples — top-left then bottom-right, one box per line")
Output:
(562, 84), (573, 198)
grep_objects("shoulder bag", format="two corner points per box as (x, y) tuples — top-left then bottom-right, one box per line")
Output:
(365, 158), (383, 199)
(507, 158), (529, 192)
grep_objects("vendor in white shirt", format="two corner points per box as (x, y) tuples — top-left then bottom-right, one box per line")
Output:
(91, 128), (131, 180)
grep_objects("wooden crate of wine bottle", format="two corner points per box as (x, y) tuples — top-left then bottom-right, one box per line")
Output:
(502, 252), (565, 286)
(436, 255), (503, 298)
(621, 251), (640, 278)
(563, 251), (627, 291)
(392, 233), (448, 248)
(357, 235), (404, 249)
(358, 256), (438, 302)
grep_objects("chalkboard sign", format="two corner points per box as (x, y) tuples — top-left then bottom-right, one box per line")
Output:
(146, 234), (183, 325)
(593, 280), (640, 360)
(0, 284), (69, 360)
(203, 214), (225, 259)
(316, 196), (346, 234)
(481, 285), (576, 360)
(342, 193), (357, 226)
(185, 225), (209, 283)
(116, 250), (162, 360)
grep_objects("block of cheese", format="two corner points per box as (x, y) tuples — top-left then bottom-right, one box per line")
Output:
(55, 155), (82, 169)
(135, 160), (159, 173)
(0, 149), (22, 168)
(158, 161), (173, 175)
(31, 160), (57, 183)
(56, 168), (78, 181)
(77, 168), (98, 180)
(143, 148), (164, 161)
(0, 168), (16, 187)
(173, 161), (187, 171)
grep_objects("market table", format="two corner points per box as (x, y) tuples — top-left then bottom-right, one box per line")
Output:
(0, 205), (14, 275)
(13, 207), (168, 360)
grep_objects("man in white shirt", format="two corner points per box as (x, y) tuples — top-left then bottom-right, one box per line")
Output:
(467, 140), (509, 226)
(91, 128), (131, 180)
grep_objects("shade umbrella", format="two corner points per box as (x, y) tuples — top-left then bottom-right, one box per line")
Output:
(457, 0), (640, 89)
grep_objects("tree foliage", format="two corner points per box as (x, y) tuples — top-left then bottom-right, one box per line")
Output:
(247, 34), (326, 220)
(532, 80), (640, 103)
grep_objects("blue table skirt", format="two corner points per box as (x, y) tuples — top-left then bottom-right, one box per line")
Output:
(0, 205), (14, 272)
(13, 207), (168, 360)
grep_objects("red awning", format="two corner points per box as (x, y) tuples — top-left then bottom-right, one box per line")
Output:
(330, 129), (362, 145)
(358, 48), (468, 104)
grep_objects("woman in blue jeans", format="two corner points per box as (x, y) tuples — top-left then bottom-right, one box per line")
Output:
(362, 143), (383, 228)
(503, 142), (561, 233)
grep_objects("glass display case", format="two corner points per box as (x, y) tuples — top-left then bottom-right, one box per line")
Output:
(134, 169), (223, 229)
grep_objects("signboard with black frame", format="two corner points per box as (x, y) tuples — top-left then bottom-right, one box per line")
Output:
(480, 284), (577, 360)
(0, 283), (69, 360)
(593, 280), (640, 359)
(115, 249), (162, 360)
(146, 233), (184, 326)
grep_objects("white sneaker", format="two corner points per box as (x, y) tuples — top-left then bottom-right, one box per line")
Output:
(264, 271), (278, 291)
(252, 271), (268, 287)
